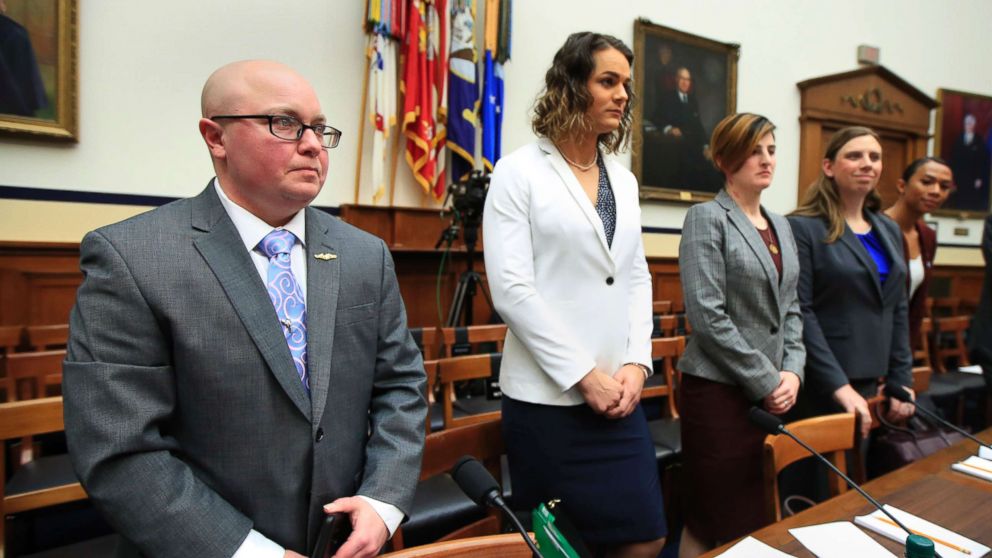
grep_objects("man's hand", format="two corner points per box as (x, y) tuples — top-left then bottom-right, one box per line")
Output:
(763, 371), (800, 415)
(322, 497), (389, 558)
(605, 364), (646, 419)
(833, 384), (872, 438)
(284, 552), (305, 558)
(576, 369), (623, 415)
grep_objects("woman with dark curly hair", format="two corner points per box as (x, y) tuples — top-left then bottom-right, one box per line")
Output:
(483, 32), (665, 557)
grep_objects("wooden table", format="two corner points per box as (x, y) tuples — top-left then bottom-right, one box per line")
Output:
(702, 429), (992, 557)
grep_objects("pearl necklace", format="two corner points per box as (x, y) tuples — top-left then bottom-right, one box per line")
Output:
(557, 146), (598, 171)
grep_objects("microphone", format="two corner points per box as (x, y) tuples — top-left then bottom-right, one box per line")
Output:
(451, 456), (544, 558)
(748, 407), (920, 540)
(883, 383), (992, 453)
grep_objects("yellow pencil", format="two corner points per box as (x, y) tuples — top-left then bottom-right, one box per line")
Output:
(959, 461), (992, 475)
(875, 516), (971, 555)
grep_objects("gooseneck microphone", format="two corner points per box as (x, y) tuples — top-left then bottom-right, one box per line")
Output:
(748, 407), (918, 539)
(883, 383), (992, 452)
(451, 456), (544, 558)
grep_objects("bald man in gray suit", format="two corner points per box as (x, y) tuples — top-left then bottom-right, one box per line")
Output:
(63, 60), (426, 558)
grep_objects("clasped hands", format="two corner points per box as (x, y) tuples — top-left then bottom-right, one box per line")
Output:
(577, 364), (645, 419)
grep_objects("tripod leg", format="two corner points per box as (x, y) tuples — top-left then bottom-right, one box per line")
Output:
(447, 274), (470, 327)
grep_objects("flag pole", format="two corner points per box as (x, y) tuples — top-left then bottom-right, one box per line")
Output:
(353, 38), (373, 204)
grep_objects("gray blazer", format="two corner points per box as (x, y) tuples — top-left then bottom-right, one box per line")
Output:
(787, 211), (912, 398)
(678, 190), (805, 401)
(63, 184), (427, 558)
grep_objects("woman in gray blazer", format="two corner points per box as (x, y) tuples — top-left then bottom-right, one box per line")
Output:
(788, 127), (915, 438)
(677, 113), (805, 555)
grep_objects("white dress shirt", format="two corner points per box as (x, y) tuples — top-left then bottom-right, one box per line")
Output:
(213, 180), (403, 556)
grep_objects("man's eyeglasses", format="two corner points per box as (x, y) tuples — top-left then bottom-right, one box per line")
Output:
(209, 114), (342, 149)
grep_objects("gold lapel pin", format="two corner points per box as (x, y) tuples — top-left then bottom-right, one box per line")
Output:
(314, 253), (337, 261)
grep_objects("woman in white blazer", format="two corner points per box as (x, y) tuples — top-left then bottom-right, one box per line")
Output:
(483, 32), (664, 557)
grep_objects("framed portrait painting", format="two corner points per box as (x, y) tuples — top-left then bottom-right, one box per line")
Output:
(934, 88), (992, 216)
(0, 0), (78, 142)
(632, 19), (738, 202)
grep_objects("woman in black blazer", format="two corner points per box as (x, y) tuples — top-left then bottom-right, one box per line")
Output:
(788, 127), (915, 437)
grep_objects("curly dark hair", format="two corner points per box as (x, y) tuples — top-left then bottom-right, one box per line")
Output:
(532, 32), (634, 154)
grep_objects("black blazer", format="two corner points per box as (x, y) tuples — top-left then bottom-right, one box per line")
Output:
(788, 211), (912, 398)
(969, 215), (992, 365)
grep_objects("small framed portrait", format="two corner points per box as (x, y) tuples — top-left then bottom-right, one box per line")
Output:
(632, 19), (739, 203)
(934, 88), (992, 217)
(0, 0), (78, 142)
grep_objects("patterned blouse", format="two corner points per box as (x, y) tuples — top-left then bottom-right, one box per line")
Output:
(595, 154), (617, 247)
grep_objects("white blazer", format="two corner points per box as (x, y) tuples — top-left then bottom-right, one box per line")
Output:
(483, 138), (653, 406)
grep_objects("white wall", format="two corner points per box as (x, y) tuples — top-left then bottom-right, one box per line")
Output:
(1, 0), (990, 242)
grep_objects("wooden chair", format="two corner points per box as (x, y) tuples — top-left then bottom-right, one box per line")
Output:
(652, 300), (674, 315)
(0, 325), (26, 402)
(382, 533), (533, 557)
(762, 413), (855, 523)
(424, 359), (441, 434)
(913, 317), (932, 366)
(437, 353), (502, 429)
(933, 316), (971, 373)
(391, 418), (505, 550)
(25, 324), (70, 351)
(911, 365), (932, 394)
(5, 350), (65, 402)
(931, 297), (961, 318)
(439, 325), (507, 357)
(644, 337), (683, 420)
(410, 327), (441, 360)
(1, 397), (89, 556)
(0, 325), (24, 353)
(651, 314), (693, 339)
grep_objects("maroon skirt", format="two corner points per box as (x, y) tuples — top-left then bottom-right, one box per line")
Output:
(679, 373), (770, 545)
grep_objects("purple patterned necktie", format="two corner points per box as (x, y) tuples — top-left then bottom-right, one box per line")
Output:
(258, 229), (309, 394)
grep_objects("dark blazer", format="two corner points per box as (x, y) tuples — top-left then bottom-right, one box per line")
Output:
(788, 212), (913, 399)
(904, 220), (938, 350)
(969, 215), (992, 365)
(678, 189), (805, 401)
(63, 184), (427, 558)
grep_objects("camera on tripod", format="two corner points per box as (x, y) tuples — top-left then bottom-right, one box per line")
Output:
(448, 170), (489, 231)
(436, 170), (493, 327)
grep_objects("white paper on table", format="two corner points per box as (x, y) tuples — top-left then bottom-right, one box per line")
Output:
(952, 455), (992, 482)
(980, 446), (992, 461)
(853, 505), (990, 558)
(957, 364), (984, 374)
(788, 521), (897, 558)
(715, 536), (796, 557)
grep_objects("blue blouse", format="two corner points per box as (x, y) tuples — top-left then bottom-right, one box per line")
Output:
(856, 229), (891, 285)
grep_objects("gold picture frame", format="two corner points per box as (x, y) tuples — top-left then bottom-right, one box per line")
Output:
(0, 0), (78, 142)
(933, 88), (992, 217)
(632, 19), (738, 203)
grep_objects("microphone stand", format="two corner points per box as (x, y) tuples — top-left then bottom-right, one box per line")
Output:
(776, 427), (915, 536)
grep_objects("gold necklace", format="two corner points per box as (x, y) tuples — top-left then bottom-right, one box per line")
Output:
(557, 146), (598, 171)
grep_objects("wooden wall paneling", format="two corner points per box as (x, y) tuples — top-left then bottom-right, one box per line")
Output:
(0, 243), (81, 326)
(647, 258), (683, 313)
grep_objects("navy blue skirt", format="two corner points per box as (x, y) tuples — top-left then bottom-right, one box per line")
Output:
(501, 396), (667, 546)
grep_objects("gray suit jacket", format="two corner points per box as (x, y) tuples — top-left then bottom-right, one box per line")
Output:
(678, 190), (805, 401)
(788, 211), (912, 398)
(63, 184), (427, 558)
